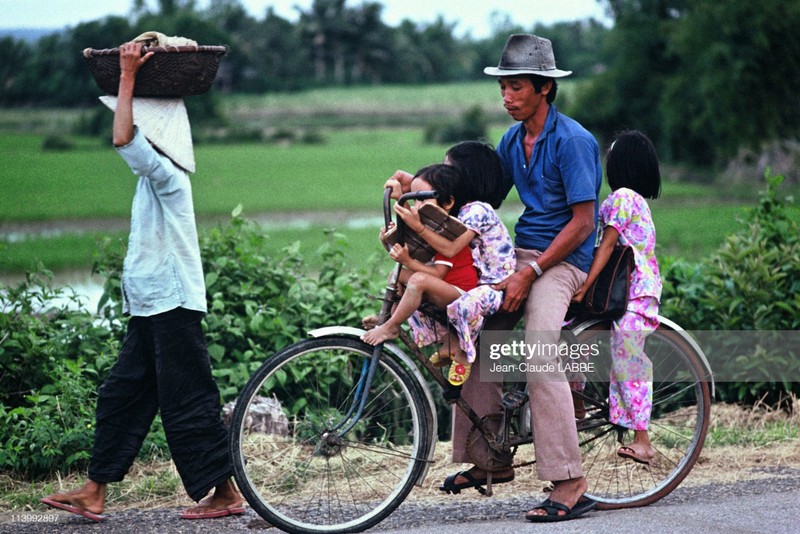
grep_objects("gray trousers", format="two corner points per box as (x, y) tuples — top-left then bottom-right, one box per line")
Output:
(451, 248), (586, 481)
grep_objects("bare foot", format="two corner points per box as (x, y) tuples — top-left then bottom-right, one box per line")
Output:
(42, 480), (106, 516)
(361, 323), (400, 345)
(617, 441), (655, 464)
(181, 479), (244, 519)
(526, 476), (588, 519)
(361, 314), (379, 330)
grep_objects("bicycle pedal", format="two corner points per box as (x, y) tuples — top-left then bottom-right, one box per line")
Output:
(501, 389), (528, 410)
(442, 384), (462, 402)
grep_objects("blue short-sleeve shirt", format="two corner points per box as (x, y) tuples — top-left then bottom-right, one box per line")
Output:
(496, 104), (602, 272)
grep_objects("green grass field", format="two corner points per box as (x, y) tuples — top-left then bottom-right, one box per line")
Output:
(1, 81), (794, 275)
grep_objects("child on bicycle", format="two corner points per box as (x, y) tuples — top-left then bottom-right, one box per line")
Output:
(363, 142), (516, 387)
(572, 130), (663, 465)
(361, 163), (479, 357)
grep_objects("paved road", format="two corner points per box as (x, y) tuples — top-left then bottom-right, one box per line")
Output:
(4, 473), (799, 533)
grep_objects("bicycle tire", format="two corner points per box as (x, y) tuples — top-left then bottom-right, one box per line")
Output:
(572, 321), (712, 509)
(229, 336), (431, 534)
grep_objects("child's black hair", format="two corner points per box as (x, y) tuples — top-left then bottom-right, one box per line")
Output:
(413, 164), (468, 215)
(605, 130), (661, 199)
(444, 140), (505, 209)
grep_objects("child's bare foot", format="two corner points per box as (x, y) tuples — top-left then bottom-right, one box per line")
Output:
(361, 323), (400, 345)
(361, 314), (379, 330)
(617, 430), (655, 465)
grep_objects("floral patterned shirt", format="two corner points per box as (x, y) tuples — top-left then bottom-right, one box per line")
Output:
(599, 187), (662, 302)
(458, 201), (516, 285)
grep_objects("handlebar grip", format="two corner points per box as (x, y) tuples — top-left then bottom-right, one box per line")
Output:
(383, 187), (393, 228)
(398, 190), (438, 206)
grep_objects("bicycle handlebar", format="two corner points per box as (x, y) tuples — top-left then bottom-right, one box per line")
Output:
(382, 187), (438, 229)
(383, 188), (438, 246)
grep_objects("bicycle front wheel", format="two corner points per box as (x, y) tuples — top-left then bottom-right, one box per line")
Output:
(229, 336), (430, 534)
(574, 321), (712, 509)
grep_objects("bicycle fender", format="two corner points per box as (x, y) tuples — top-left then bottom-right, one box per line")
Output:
(570, 315), (715, 397)
(308, 326), (439, 486)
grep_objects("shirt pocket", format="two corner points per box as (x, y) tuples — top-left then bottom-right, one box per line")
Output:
(540, 170), (567, 211)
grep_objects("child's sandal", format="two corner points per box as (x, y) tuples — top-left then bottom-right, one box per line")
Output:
(447, 361), (472, 386)
(429, 351), (453, 367)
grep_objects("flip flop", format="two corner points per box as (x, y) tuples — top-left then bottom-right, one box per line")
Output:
(525, 496), (597, 523)
(40, 497), (105, 522)
(180, 503), (246, 520)
(617, 443), (655, 465)
(439, 469), (515, 495)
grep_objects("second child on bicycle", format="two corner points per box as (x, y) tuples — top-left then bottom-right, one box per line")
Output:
(362, 143), (516, 387)
(572, 130), (663, 464)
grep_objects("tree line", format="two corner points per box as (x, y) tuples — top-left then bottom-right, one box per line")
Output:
(2, 0), (800, 168)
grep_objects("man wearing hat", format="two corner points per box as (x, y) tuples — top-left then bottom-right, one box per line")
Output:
(444, 34), (601, 522)
(41, 41), (243, 521)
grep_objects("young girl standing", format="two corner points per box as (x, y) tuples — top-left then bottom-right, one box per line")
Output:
(573, 130), (662, 464)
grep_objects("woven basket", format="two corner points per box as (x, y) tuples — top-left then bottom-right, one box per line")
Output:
(83, 45), (228, 97)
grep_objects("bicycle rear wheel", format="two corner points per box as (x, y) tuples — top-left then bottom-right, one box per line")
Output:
(572, 320), (712, 509)
(229, 336), (431, 534)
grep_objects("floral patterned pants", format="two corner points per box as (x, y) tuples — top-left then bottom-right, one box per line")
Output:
(608, 297), (660, 430)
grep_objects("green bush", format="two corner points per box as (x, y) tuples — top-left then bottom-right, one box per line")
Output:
(91, 208), (383, 404)
(0, 269), (119, 478)
(424, 105), (488, 145)
(0, 214), (382, 478)
(661, 174), (800, 404)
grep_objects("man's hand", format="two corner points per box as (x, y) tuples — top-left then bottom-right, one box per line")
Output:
(493, 269), (536, 313)
(384, 170), (414, 199)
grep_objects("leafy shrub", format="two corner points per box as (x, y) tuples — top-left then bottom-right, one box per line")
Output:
(424, 105), (488, 145)
(661, 174), (800, 404)
(1, 215), (382, 478)
(93, 209), (383, 403)
(0, 269), (119, 478)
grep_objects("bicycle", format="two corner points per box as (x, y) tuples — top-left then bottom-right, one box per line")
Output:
(228, 189), (714, 533)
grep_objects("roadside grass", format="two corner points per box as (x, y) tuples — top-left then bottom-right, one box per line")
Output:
(3, 402), (798, 513)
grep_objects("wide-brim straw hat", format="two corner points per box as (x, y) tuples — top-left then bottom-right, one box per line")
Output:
(484, 34), (572, 78)
(99, 96), (195, 173)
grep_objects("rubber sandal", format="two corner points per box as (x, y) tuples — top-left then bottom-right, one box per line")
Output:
(617, 443), (654, 465)
(180, 503), (246, 520)
(525, 496), (597, 522)
(447, 361), (471, 386)
(40, 497), (105, 522)
(439, 469), (515, 495)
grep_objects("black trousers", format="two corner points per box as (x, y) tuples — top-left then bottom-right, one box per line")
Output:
(88, 308), (232, 501)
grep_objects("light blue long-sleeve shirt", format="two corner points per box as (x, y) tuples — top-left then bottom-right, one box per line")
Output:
(116, 127), (207, 316)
